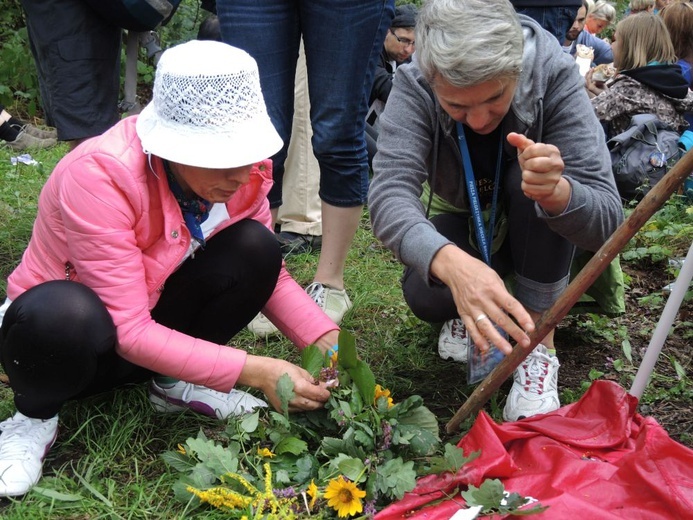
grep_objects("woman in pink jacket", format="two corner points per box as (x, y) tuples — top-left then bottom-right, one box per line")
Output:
(0, 40), (340, 497)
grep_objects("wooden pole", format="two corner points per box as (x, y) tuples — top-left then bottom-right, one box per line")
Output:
(445, 148), (693, 434)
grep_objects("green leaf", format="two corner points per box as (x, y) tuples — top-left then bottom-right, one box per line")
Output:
(301, 344), (324, 376)
(275, 436), (308, 456)
(444, 444), (479, 473)
(397, 403), (440, 437)
(461, 478), (506, 510)
(276, 373), (295, 415)
(374, 458), (417, 500)
(240, 411), (260, 433)
(349, 360), (376, 406)
(161, 450), (197, 473)
(186, 435), (240, 476)
(337, 457), (366, 483)
(338, 330), (358, 369)
(397, 424), (440, 457)
(621, 338), (633, 363)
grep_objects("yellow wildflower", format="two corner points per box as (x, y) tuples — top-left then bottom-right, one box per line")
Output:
(176, 444), (186, 455)
(324, 476), (366, 518)
(306, 479), (319, 509)
(257, 447), (276, 458)
(187, 486), (252, 510)
(374, 384), (394, 408)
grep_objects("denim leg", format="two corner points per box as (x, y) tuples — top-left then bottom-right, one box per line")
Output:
(216, 0), (302, 208)
(302, 0), (394, 207)
(514, 7), (579, 43)
(216, 0), (395, 208)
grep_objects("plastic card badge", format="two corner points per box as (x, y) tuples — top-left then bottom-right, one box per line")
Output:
(467, 321), (507, 384)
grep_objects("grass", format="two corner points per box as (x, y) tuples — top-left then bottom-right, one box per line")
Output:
(0, 141), (691, 517)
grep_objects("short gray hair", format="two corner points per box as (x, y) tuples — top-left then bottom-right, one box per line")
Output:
(416, 0), (524, 88)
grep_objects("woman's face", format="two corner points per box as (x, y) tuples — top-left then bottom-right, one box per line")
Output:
(432, 75), (516, 135)
(586, 15), (609, 34)
(169, 162), (253, 203)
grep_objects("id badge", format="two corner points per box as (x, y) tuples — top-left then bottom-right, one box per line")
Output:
(467, 321), (507, 384)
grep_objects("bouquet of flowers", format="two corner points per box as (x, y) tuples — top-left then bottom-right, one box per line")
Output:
(163, 331), (544, 519)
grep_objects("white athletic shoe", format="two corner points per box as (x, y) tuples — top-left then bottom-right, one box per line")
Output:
(149, 380), (267, 420)
(438, 319), (469, 362)
(0, 412), (58, 497)
(502, 344), (560, 421)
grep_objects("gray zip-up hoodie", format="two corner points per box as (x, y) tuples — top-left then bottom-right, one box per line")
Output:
(369, 15), (624, 282)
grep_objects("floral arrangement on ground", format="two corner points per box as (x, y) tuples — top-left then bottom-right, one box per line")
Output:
(163, 331), (545, 519)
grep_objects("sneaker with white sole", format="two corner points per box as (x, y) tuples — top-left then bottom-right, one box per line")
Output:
(502, 344), (560, 421)
(149, 380), (267, 420)
(306, 282), (352, 324)
(0, 412), (58, 497)
(438, 318), (469, 362)
(247, 312), (279, 337)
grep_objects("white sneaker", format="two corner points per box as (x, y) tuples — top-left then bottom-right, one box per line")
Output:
(306, 282), (352, 324)
(149, 380), (267, 420)
(438, 319), (469, 362)
(0, 412), (58, 497)
(502, 344), (560, 421)
(247, 312), (279, 337)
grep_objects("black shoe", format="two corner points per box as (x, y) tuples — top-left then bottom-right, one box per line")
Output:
(275, 231), (322, 257)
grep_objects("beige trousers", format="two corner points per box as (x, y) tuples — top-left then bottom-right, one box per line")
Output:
(276, 42), (322, 236)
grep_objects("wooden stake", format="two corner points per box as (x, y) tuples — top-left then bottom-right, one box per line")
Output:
(445, 148), (693, 434)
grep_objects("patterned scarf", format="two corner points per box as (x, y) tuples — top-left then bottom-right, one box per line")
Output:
(163, 160), (211, 247)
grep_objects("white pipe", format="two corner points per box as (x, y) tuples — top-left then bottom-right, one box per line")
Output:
(630, 240), (693, 400)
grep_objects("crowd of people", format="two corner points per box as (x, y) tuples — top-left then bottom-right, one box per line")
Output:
(0, 0), (692, 500)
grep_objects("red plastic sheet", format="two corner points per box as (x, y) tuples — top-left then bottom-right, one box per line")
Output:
(376, 381), (693, 519)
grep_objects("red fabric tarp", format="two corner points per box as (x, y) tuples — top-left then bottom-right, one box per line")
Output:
(376, 380), (693, 519)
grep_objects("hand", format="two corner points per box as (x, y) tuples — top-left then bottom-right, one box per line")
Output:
(584, 68), (606, 98)
(430, 244), (534, 354)
(239, 355), (331, 412)
(506, 132), (571, 216)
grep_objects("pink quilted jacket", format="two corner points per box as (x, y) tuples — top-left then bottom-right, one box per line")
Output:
(7, 116), (338, 392)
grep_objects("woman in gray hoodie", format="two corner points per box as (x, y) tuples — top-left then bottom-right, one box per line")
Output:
(369, 0), (623, 422)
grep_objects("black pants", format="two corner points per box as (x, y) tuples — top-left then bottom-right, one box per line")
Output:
(0, 219), (281, 419)
(403, 200), (574, 324)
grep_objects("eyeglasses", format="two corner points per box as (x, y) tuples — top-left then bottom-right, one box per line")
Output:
(389, 29), (415, 48)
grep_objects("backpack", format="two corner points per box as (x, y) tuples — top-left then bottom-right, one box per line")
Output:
(607, 114), (683, 202)
(83, 0), (183, 31)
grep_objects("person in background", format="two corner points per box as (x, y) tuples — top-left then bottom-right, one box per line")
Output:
(366, 3), (418, 167)
(587, 12), (693, 138)
(0, 104), (56, 151)
(216, 0), (395, 326)
(661, 0), (693, 128)
(584, 0), (617, 36)
(19, 0), (122, 150)
(654, 0), (672, 13)
(0, 41), (340, 498)
(563, 0), (614, 65)
(629, 0), (655, 14)
(510, 0), (581, 42)
(369, 0), (623, 422)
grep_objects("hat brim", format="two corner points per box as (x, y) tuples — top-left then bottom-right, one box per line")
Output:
(135, 104), (283, 169)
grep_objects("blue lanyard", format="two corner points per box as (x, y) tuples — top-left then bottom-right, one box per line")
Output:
(456, 122), (503, 266)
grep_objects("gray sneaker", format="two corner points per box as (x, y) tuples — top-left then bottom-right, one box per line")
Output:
(438, 318), (469, 362)
(306, 282), (352, 324)
(0, 412), (58, 497)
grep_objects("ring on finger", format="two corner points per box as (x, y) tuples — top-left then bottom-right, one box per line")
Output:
(475, 313), (488, 324)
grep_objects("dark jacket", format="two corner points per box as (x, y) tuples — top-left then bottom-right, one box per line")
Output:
(592, 64), (693, 137)
(369, 47), (411, 106)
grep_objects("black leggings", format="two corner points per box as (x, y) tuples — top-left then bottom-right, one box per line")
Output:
(0, 219), (281, 419)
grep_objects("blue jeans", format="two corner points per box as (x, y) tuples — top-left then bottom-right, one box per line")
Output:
(216, 0), (395, 208)
(515, 7), (579, 43)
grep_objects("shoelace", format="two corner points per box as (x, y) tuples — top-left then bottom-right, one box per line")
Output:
(521, 354), (549, 396)
(450, 319), (466, 339)
(305, 282), (325, 308)
(0, 417), (54, 459)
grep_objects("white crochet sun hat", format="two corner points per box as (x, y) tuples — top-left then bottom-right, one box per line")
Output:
(136, 40), (282, 169)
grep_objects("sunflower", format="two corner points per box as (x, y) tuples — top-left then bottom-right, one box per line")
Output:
(324, 476), (366, 518)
